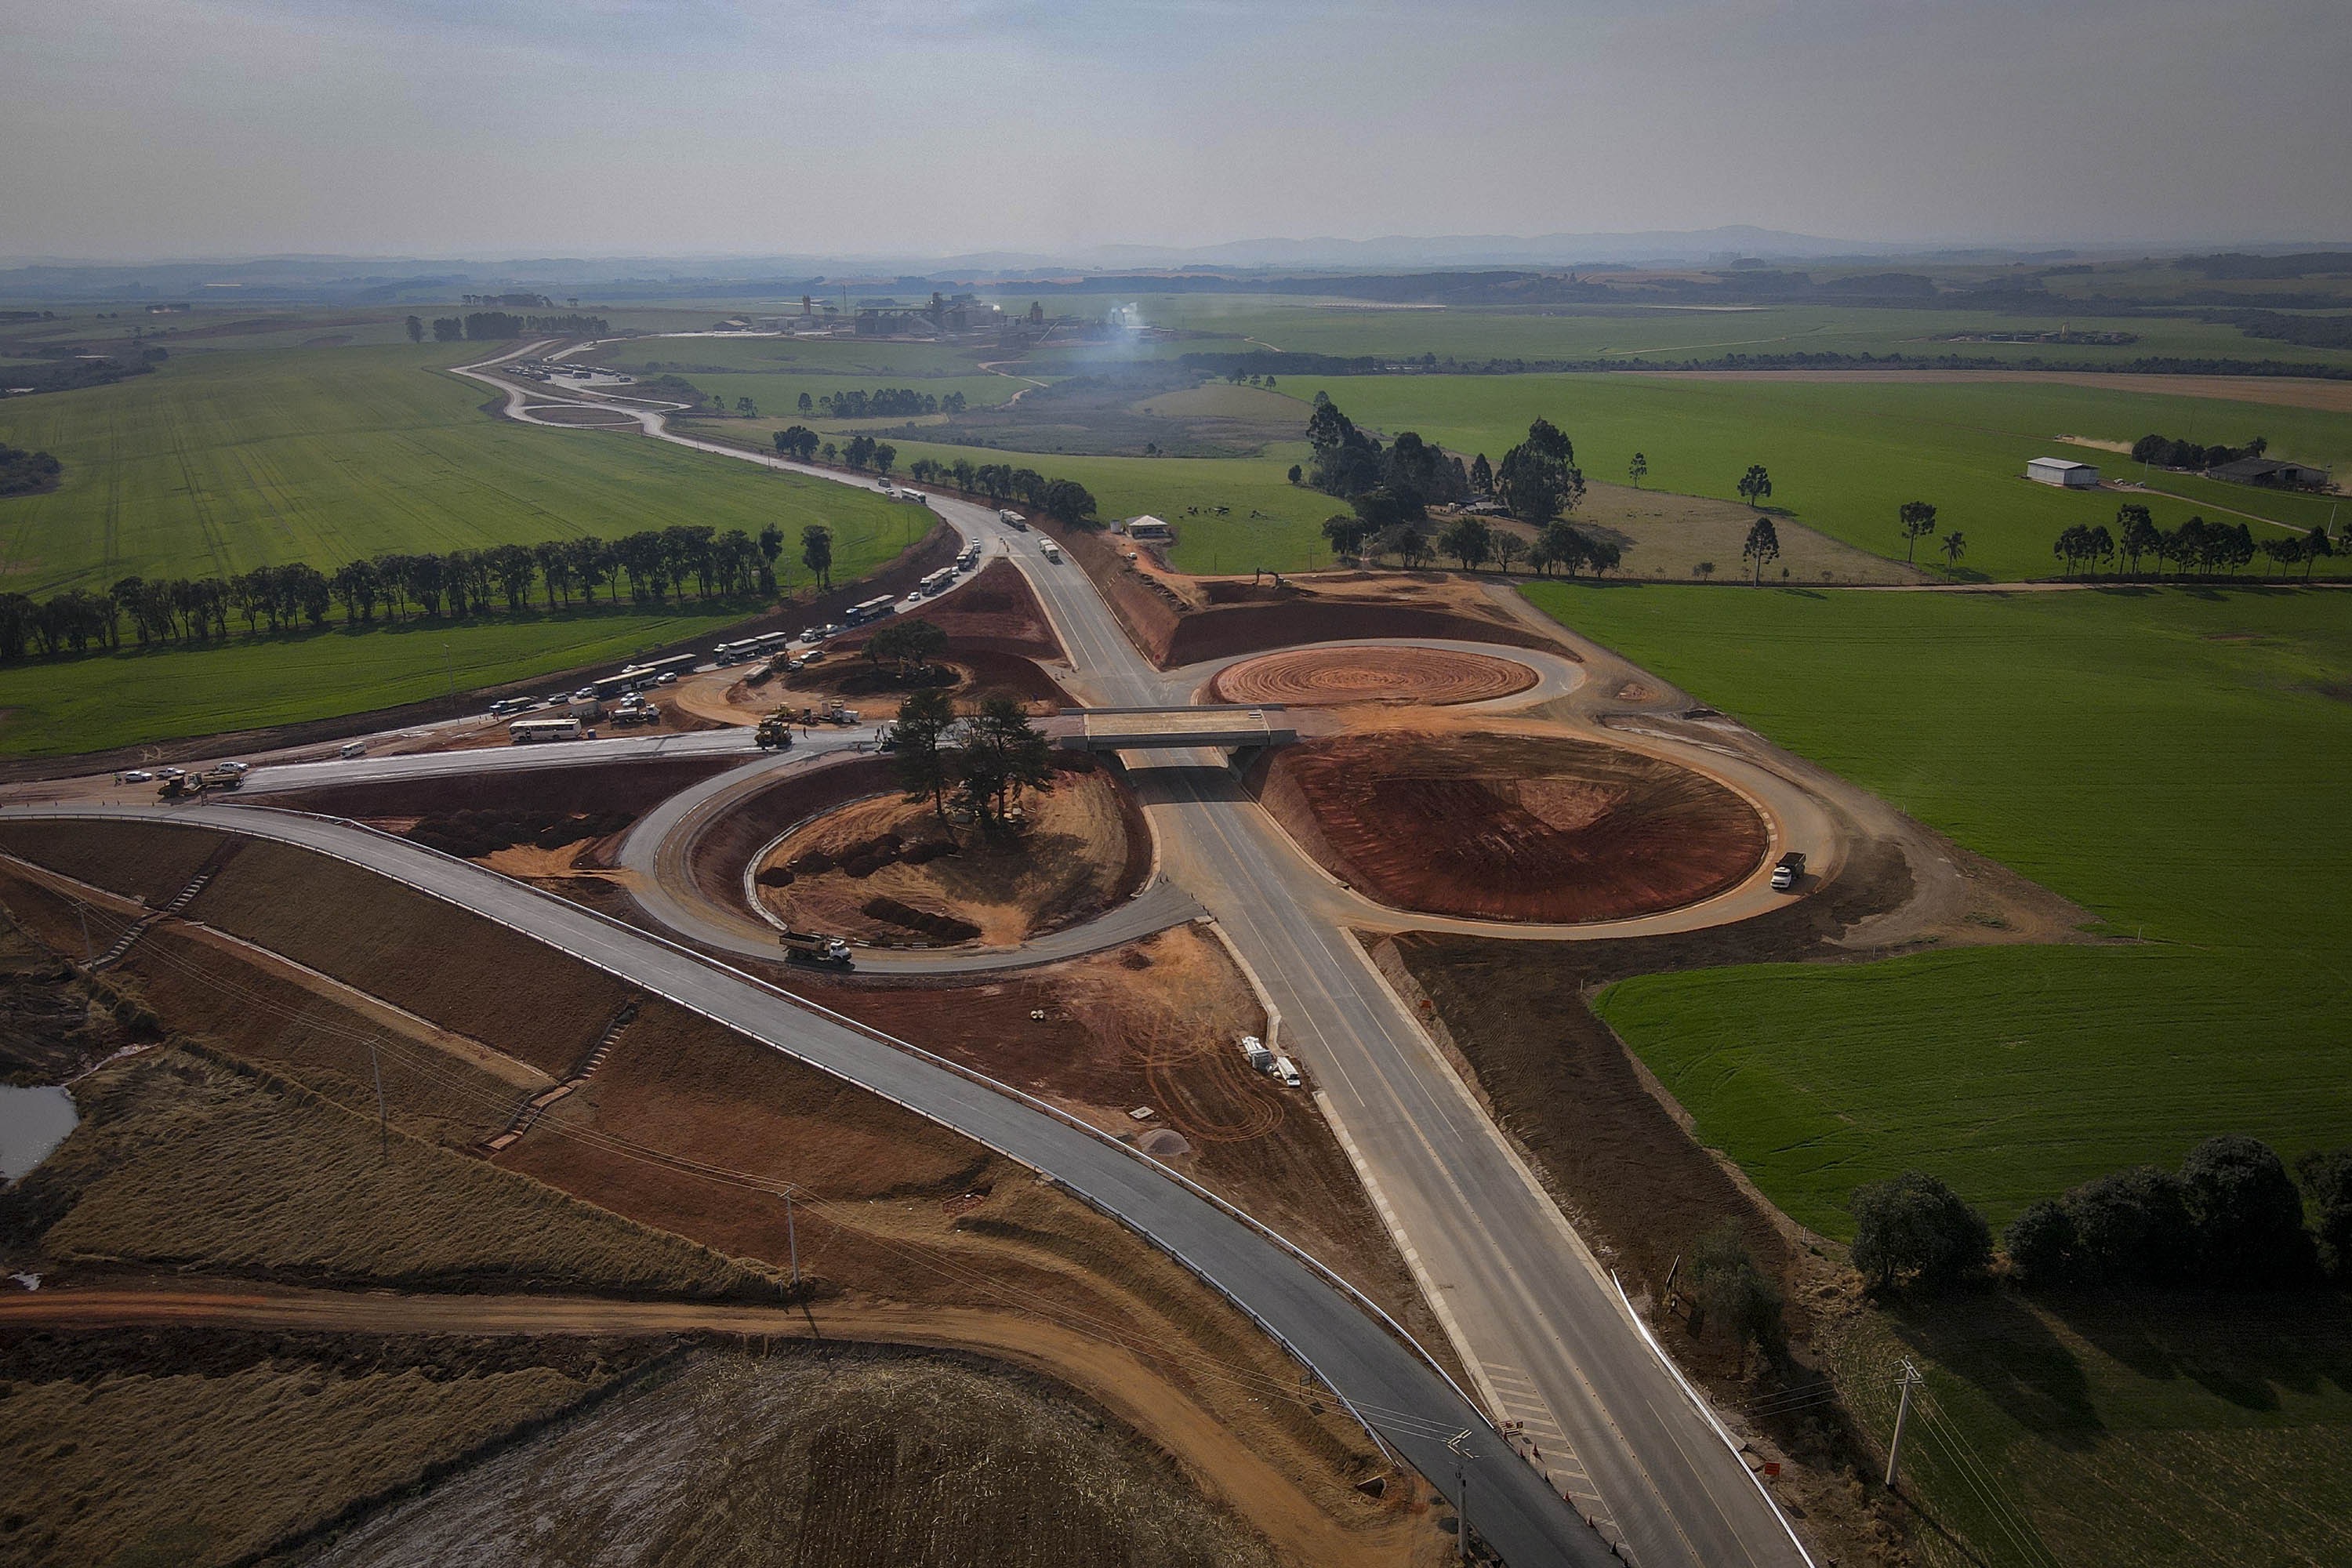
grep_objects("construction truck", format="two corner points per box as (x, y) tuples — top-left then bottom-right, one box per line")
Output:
(755, 711), (797, 750)
(778, 928), (853, 967)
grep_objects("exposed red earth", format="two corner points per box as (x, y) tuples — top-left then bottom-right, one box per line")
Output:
(1255, 731), (1769, 923)
(1211, 645), (1538, 707)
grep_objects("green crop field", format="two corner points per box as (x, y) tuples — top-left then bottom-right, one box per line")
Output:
(589, 333), (1005, 378)
(1326, 375), (2352, 580)
(0, 334), (926, 752)
(0, 601), (757, 757)
(1515, 582), (2352, 1236)
(1532, 579), (2352, 1567)
(1007, 294), (2352, 370)
(0, 339), (909, 597)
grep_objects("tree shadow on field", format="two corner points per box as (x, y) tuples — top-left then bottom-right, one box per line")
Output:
(2031, 1286), (2352, 1414)
(1884, 1288), (2102, 1446)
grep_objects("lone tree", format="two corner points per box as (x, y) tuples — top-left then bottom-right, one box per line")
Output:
(1898, 500), (1939, 563)
(1850, 1171), (1991, 1294)
(1627, 451), (1648, 488)
(405, 315), (425, 344)
(1492, 533), (1527, 574)
(1737, 463), (1773, 510)
(1469, 452), (1494, 495)
(2181, 1134), (2318, 1285)
(891, 687), (958, 820)
(866, 616), (947, 681)
(1940, 531), (1967, 568)
(1740, 516), (1780, 585)
(799, 524), (833, 590)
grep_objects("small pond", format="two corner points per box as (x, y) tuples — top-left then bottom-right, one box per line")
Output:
(0, 1083), (78, 1182)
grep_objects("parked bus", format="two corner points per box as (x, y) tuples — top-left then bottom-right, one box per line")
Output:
(711, 630), (792, 666)
(846, 594), (896, 625)
(510, 717), (583, 744)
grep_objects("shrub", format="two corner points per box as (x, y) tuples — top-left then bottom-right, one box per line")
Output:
(2180, 1134), (2318, 1284)
(2299, 1150), (2352, 1279)
(900, 840), (960, 866)
(2064, 1167), (2195, 1284)
(840, 855), (883, 879)
(753, 866), (794, 887)
(787, 850), (835, 875)
(2002, 1200), (2080, 1287)
(1850, 1171), (1991, 1294)
(1683, 1220), (1784, 1370)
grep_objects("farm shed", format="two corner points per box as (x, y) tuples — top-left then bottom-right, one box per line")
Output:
(2026, 457), (2100, 488)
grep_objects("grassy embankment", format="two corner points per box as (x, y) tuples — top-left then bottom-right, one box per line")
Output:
(1523, 581), (2352, 1568)
(0, 339), (917, 755)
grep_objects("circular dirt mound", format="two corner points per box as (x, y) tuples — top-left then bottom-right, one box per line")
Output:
(1260, 731), (1768, 924)
(1213, 645), (1537, 707)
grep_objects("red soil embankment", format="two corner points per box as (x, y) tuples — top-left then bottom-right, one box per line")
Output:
(1257, 731), (1769, 924)
(265, 756), (740, 825)
(683, 756), (901, 913)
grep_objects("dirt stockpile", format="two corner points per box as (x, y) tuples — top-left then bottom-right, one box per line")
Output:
(1259, 731), (1768, 923)
(1213, 645), (1537, 707)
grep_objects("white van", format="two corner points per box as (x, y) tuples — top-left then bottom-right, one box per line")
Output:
(339, 740), (367, 758)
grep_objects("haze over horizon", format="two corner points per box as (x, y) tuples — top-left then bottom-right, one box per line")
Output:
(8, 0), (2348, 263)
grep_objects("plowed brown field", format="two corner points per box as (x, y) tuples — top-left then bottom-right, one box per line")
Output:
(1261, 731), (1768, 923)
(1212, 645), (1537, 707)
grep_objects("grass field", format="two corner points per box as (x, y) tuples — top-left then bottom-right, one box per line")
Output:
(0, 601), (761, 757)
(1018, 294), (2352, 370)
(1328, 375), (2352, 580)
(1517, 582), (2352, 1236)
(0, 334), (931, 753)
(0, 339), (909, 595)
(1835, 1287), (2352, 1568)
(1528, 579), (2352, 1567)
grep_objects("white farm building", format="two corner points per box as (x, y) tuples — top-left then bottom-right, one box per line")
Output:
(2026, 456), (2100, 488)
(1122, 514), (1174, 541)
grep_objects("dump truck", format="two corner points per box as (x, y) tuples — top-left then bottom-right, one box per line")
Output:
(755, 712), (797, 750)
(779, 928), (853, 967)
(1771, 851), (1806, 891)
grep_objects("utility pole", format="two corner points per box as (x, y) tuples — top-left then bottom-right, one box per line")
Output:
(784, 1189), (800, 1291)
(367, 1040), (389, 1156)
(1886, 1359), (1923, 1488)
(1447, 1430), (1475, 1563)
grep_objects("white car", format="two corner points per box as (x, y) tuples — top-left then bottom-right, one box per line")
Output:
(657, 671), (678, 685)
(158, 766), (185, 779)
(118, 769), (154, 784)
(215, 760), (250, 774)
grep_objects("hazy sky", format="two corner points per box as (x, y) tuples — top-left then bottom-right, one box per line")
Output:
(6, 0), (2347, 260)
